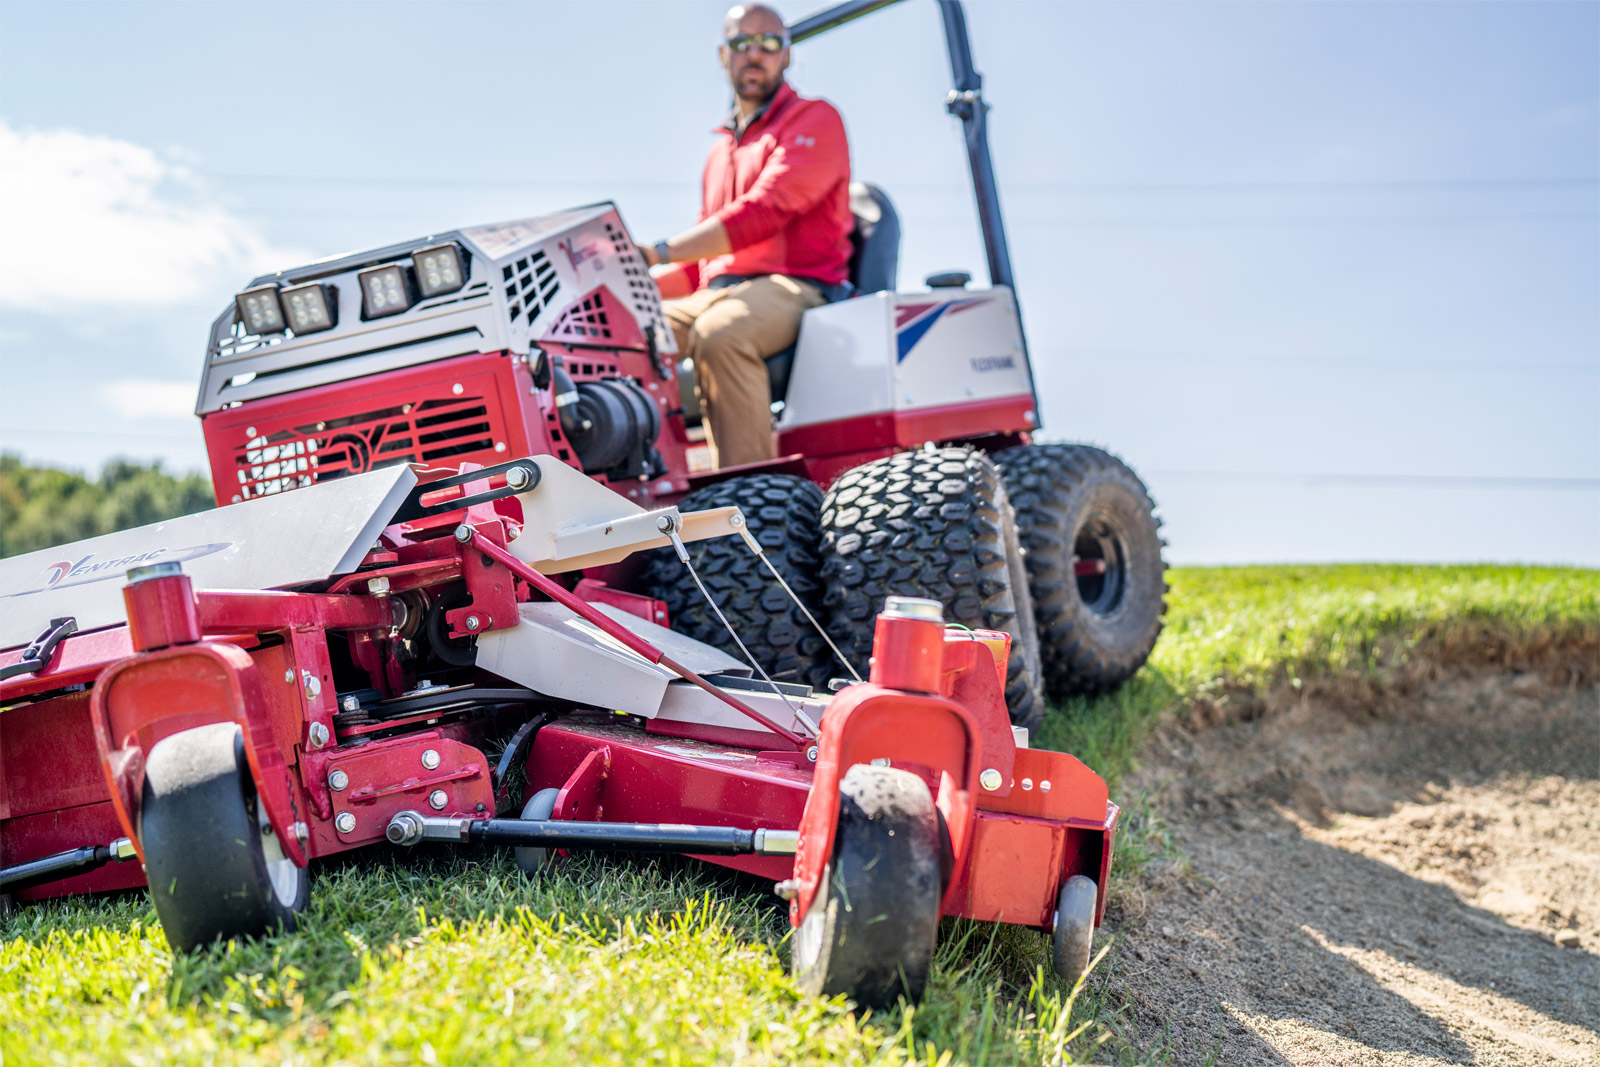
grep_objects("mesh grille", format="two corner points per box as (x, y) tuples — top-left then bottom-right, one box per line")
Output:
(229, 392), (500, 499)
(545, 290), (614, 342)
(502, 251), (560, 327)
(604, 221), (664, 338)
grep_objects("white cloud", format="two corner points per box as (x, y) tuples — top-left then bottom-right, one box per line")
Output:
(99, 378), (196, 420)
(0, 121), (304, 309)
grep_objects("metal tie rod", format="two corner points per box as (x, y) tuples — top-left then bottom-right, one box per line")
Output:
(386, 811), (799, 857)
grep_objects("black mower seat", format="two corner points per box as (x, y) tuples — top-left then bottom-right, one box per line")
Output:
(765, 182), (901, 404)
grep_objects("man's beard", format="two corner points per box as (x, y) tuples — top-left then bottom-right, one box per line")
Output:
(735, 66), (781, 103)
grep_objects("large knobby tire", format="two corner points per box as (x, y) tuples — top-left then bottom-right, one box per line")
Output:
(791, 766), (942, 1008)
(642, 474), (836, 688)
(994, 443), (1167, 699)
(819, 447), (1044, 730)
(140, 723), (308, 952)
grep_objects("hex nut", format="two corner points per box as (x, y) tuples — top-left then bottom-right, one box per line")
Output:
(428, 790), (448, 810)
(334, 811), (356, 834)
(420, 749), (441, 770)
(464, 615), (481, 632)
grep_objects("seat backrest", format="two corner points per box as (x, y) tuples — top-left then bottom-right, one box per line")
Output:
(847, 182), (900, 294)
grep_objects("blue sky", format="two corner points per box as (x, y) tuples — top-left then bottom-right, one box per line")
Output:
(0, 0), (1595, 564)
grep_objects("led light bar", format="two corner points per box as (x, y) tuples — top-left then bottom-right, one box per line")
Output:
(413, 243), (467, 298)
(359, 265), (413, 319)
(280, 282), (337, 334)
(235, 285), (286, 334)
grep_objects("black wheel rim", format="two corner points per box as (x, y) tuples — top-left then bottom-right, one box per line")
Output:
(1073, 512), (1127, 617)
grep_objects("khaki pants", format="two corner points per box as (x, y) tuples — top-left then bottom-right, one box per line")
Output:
(664, 275), (826, 468)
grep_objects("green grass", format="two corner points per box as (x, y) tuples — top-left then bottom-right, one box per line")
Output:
(4, 565), (1595, 1067)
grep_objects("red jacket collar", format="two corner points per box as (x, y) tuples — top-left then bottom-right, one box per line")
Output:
(715, 81), (798, 138)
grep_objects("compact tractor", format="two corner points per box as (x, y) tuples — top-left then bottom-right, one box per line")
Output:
(0, 0), (1164, 1007)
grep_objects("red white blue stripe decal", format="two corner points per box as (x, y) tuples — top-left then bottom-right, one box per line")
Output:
(895, 298), (987, 362)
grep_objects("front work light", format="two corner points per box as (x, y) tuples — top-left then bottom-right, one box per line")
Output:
(359, 265), (413, 318)
(280, 282), (336, 334)
(413, 243), (467, 298)
(236, 285), (286, 334)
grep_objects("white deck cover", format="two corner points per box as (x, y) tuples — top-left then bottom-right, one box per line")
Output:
(0, 466), (416, 649)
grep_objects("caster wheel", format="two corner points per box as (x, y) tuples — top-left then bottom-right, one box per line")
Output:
(791, 765), (942, 1008)
(140, 722), (308, 952)
(1051, 874), (1099, 986)
(514, 787), (561, 876)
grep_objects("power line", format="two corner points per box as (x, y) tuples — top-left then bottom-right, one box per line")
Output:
(1147, 469), (1600, 491)
(205, 172), (1600, 193)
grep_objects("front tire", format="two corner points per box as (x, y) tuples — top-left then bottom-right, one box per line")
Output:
(140, 722), (308, 952)
(995, 444), (1166, 699)
(791, 766), (942, 1008)
(642, 474), (835, 688)
(819, 447), (1044, 729)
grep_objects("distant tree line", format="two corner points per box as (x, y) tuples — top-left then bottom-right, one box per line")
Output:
(0, 454), (215, 558)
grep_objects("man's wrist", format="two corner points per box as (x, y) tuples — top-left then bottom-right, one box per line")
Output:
(654, 240), (673, 266)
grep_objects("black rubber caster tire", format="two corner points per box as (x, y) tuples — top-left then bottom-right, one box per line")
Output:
(514, 787), (561, 876)
(139, 722), (308, 952)
(819, 447), (1044, 729)
(1051, 874), (1099, 986)
(994, 443), (1167, 699)
(791, 765), (942, 1009)
(642, 474), (836, 688)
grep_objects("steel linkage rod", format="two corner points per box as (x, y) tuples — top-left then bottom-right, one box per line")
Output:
(459, 526), (813, 750)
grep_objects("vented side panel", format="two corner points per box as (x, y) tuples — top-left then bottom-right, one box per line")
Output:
(201, 354), (538, 503)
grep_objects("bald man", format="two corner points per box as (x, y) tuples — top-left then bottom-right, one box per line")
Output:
(641, 3), (854, 469)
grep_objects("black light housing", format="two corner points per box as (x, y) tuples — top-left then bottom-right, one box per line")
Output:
(358, 264), (414, 319)
(413, 242), (468, 298)
(280, 282), (337, 334)
(236, 285), (286, 334)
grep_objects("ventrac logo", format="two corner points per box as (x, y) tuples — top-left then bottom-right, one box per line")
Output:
(8, 543), (232, 598)
(559, 237), (604, 274)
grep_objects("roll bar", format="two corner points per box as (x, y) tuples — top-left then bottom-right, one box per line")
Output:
(789, 0), (1040, 424)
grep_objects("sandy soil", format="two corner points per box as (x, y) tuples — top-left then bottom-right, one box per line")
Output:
(1108, 668), (1599, 1066)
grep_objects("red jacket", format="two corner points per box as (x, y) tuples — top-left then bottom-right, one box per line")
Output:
(690, 82), (853, 289)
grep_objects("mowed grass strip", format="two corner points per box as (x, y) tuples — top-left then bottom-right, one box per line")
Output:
(4, 564), (1595, 1066)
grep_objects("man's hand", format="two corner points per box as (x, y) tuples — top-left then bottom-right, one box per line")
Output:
(651, 263), (693, 300)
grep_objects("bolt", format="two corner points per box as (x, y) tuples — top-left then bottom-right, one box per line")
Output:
(805, 745), (818, 763)
(774, 879), (800, 901)
(870, 757), (890, 767)
(655, 514), (675, 533)
(334, 811), (356, 834)
(285, 669), (295, 683)
(302, 671), (322, 701)
(980, 768), (1003, 791)
(246, 426), (257, 438)
(729, 513), (744, 527)
(1021, 777), (1034, 791)
(451, 383), (464, 395)
(428, 789), (448, 810)
(328, 769), (349, 791)
(293, 822), (309, 842)
(464, 615), (481, 632)
(494, 441), (506, 453)
(506, 465), (532, 491)
(420, 749), (441, 770)
(367, 576), (391, 597)
(339, 694), (361, 713)
(307, 722), (330, 749)
(453, 524), (473, 544)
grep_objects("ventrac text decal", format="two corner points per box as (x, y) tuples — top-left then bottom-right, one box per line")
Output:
(895, 298), (987, 362)
(5, 543), (232, 598)
(970, 355), (1016, 372)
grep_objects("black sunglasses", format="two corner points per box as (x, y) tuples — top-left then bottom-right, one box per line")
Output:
(726, 32), (788, 54)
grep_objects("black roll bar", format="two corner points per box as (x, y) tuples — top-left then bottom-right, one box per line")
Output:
(789, 0), (1041, 425)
